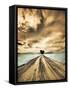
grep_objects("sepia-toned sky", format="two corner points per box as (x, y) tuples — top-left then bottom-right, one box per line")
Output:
(17, 8), (65, 53)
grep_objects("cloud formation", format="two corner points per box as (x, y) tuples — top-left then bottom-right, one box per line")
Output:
(17, 8), (65, 53)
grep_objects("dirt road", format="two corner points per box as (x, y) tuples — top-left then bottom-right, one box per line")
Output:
(18, 55), (65, 82)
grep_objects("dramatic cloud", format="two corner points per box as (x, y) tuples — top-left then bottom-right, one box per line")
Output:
(17, 8), (65, 53)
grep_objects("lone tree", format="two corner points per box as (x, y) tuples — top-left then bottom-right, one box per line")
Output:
(40, 50), (44, 54)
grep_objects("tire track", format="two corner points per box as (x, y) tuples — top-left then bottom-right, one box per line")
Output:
(38, 58), (46, 80)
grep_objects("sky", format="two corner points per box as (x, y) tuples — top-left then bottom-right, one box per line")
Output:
(17, 8), (65, 53)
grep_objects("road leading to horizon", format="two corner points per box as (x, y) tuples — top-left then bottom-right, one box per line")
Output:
(17, 55), (65, 82)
